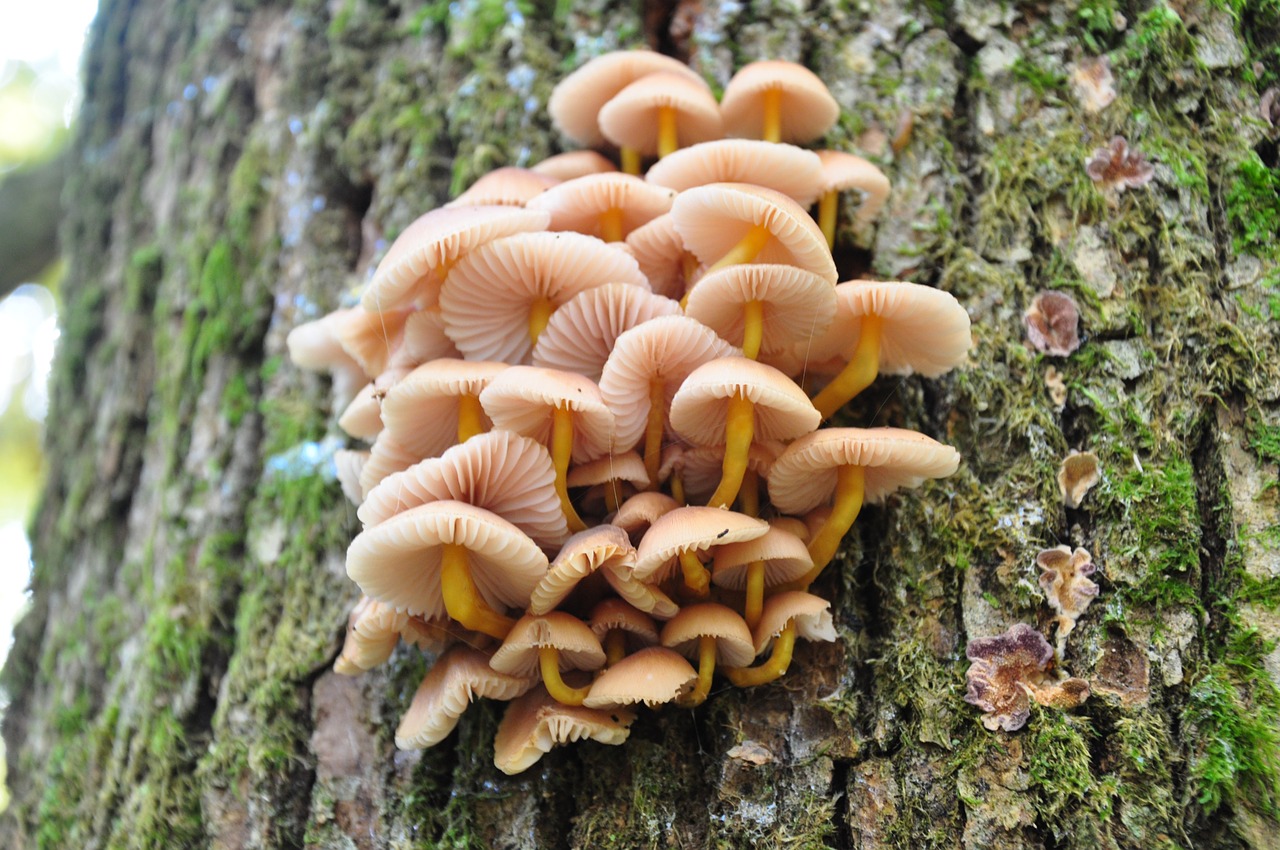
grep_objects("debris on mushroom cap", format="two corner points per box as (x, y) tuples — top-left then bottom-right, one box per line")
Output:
(597, 72), (723, 156)
(532, 283), (681, 382)
(1024, 290), (1081, 357)
(582, 646), (698, 708)
(494, 685), (635, 774)
(1070, 56), (1116, 114)
(1085, 136), (1155, 193)
(1037, 546), (1099, 640)
(964, 623), (1090, 732)
(338, 367), (409, 441)
(719, 60), (840, 144)
(395, 645), (535, 750)
(445, 167), (560, 208)
(644, 140), (825, 206)
(712, 527), (813, 590)
(530, 150), (618, 181)
(1057, 450), (1101, 509)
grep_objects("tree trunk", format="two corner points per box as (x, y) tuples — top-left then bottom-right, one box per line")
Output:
(4, 0), (1280, 847)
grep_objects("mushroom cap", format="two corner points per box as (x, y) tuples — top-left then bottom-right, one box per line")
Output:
(532, 283), (681, 382)
(530, 525), (638, 615)
(338, 372), (396, 441)
(358, 433), (423, 497)
(598, 72), (723, 156)
(610, 491), (681, 544)
(379, 358), (507, 458)
(526, 173), (676, 240)
(768, 515), (810, 543)
(583, 646), (698, 708)
(677, 441), (780, 505)
(645, 140), (825, 206)
(719, 60), (839, 144)
(479, 366), (615, 464)
(346, 500), (548, 619)
(358, 430), (568, 551)
(588, 598), (661, 646)
(549, 50), (708, 147)
(814, 150), (890, 225)
(334, 596), (407, 674)
(660, 603), (755, 667)
(490, 611), (607, 678)
(395, 645), (535, 750)
(751, 591), (838, 653)
(362, 206), (550, 312)
(599, 316), (738, 452)
(334, 306), (414, 378)
(567, 451), (650, 490)
(668, 356), (820, 447)
(286, 309), (365, 374)
(446, 167), (560, 208)
(334, 449), (371, 508)
(387, 308), (463, 370)
(493, 686), (635, 775)
(768, 427), (961, 514)
(633, 506), (769, 583)
(807, 280), (971, 378)
(530, 150), (618, 181)
(669, 183), (837, 284)
(684, 264), (836, 356)
(711, 526), (813, 590)
(439, 231), (647, 365)
(623, 214), (693, 300)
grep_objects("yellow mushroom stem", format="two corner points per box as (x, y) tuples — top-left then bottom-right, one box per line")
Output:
(528, 297), (556, 347)
(761, 88), (783, 143)
(741, 299), (765, 360)
(707, 224), (772, 274)
(681, 252), (699, 288)
(440, 543), (515, 640)
(724, 621), (796, 687)
(738, 467), (759, 518)
(539, 647), (591, 705)
(551, 405), (588, 533)
(670, 470), (686, 506)
(455, 393), (485, 443)
(657, 106), (679, 158)
(678, 636), (718, 707)
(621, 147), (642, 176)
(818, 190), (839, 250)
(677, 549), (711, 597)
(810, 314), (883, 419)
(744, 562), (766, 630)
(603, 479), (625, 514)
(643, 379), (666, 487)
(707, 392), (755, 509)
(600, 207), (625, 243)
(801, 464), (865, 588)
(603, 629), (628, 667)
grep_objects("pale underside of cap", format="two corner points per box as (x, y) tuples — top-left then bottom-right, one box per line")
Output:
(567, 451), (650, 490)
(588, 598), (661, 644)
(676, 441), (781, 505)
(582, 646), (698, 708)
(711, 527), (813, 590)
(379, 358), (508, 458)
(286, 309), (364, 374)
(751, 591), (838, 654)
(335, 306), (414, 379)
(395, 645), (535, 750)
(479, 366), (615, 464)
(531, 150), (618, 181)
(646, 140), (825, 206)
(659, 603), (756, 667)
(598, 72), (723, 156)
(719, 61), (840, 144)
(358, 434), (423, 498)
(532, 283), (681, 382)
(493, 686), (635, 774)
(489, 611), (607, 678)
(530, 526), (638, 615)
(526, 173), (676, 240)
(387, 308), (463, 370)
(333, 596), (406, 674)
(338, 368), (406, 441)
(334, 449), (371, 508)
(668, 356), (820, 447)
(633, 506), (769, 583)
(623, 214), (691, 300)
(610, 491), (681, 544)
(684, 264), (836, 355)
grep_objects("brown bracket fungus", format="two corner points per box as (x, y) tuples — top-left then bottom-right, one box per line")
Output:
(964, 623), (1090, 732)
(1086, 135), (1155, 193)
(1057, 450), (1101, 508)
(1024, 290), (1082, 357)
(1037, 546), (1099, 646)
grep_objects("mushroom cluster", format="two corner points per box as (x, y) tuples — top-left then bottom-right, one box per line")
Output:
(287, 50), (970, 774)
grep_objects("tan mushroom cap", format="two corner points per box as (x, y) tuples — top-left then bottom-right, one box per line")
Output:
(598, 72), (723, 156)
(645, 140), (825, 206)
(334, 306), (415, 378)
(768, 427), (961, 515)
(599, 316), (738, 452)
(358, 433), (422, 497)
(720, 60), (840, 144)
(490, 612), (607, 678)
(684, 264), (836, 355)
(660, 603), (756, 667)
(387, 308), (463, 369)
(334, 449), (370, 508)
(567, 451), (650, 491)
(362, 206), (551, 312)
(583, 646), (698, 708)
(623, 213), (694, 300)
(333, 596), (407, 674)
(379, 359), (507, 458)
(286, 309), (364, 375)
(494, 686), (635, 775)
(711, 527), (813, 590)
(669, 183), (837, 284)
(611, 491), (680, 543)
(532, 283), (681, 382)
(668, 356), (820, 447)
(530, 525), (637, 615)
(549, 50), (708, 147)
(752, 591), (838, 653)
(479, 366), (615, 464)
(347, 500), (549, 619)
(814, 151), (891, 225)
(807, 280), (971, 378)
(677, 442), (780, 505)
(768, 515), (810, 543)
(338, 367), (409, 440)
(531, 150), (618, 181)
(526, 174), (676, 240)
(633, 506), (769, 583)
(446, 167), (560, 208)
(439, 231), (647, 364)
(588, 598), (661, 647)
(395, 645), (535, 750)
(359, 431), (568, 551)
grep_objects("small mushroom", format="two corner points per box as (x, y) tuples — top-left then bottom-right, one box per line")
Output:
(723, 591), (837, 687)
(712, 527), (813, 630)
(720, 60), (839, 144)
(379, 358), (507, 455)
(684, 264), (834, 362)
(490, 612), (606, 706)
(812, 150), (891, 248)
(532, 283), (681, 383)
(645, 140), (824, 206)
(660, 604), (754, 706)
(493, 685), (635, 774)
(527, 173), (675, 243)
(1085, 136), (1154, 193)
(964, 623), (1090, 732)
(1024, 290), (1081, 357)
(530, 150), (617, 181)
(598, 72), (723, 160)
(589, 598), (662, 666)
(1057, 450), (1100, 509)
(446, 167), (560, 208)
(634, 506), (768, 598)
(583, 646), (698, 708)
(396, 645), (534, 749)
(1037, 546), (1099, 643)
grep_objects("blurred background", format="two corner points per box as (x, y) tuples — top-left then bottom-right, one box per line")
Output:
(0, 0), (101, 808)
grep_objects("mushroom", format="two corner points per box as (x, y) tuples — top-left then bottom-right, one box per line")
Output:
(610, 491), (680, 545)
(333, 596), (410, 675)
(645, 140), (824, 206)
(529, 525), (637, 616)
(624, 213), (697, 300)
(633, 505), (768, 598)
(493, 685), (635, 774)
(530, 150), (618, 181)
(490, 611), (606, 705)
(719, 60), (839, 144)
(338, 367), (409, 441)
(1057, 450), (1100, 508)
(385, 308), (463, 370)
(712, 526), (813, 630)
(446, 167), (560, 208)
(683, 264), (835, 362)
(723, 591), (837, 687)
(379, 358), (507, 455)
(395, 645), (534, 749)
(526, 173), (675, 243)
(671, 442), (781, 516)
(812, 150), (891, 249)
(333, 449), (370, 508)
(1037, 546), (1099, 645)
(332, 305), (415, 379)
(531, 283), (681, 383)
(660, 603), (754, 706)
(964, 623), (1090, 731)
(589, 599), (662, 666)
(583, 646), (698, 709)
(357, 434), (422, 498)
(598, 72), (723, 160)
(567, 451), (650, 515)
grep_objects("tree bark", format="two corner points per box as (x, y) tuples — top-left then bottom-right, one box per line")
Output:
(4, 0), (1280, 848)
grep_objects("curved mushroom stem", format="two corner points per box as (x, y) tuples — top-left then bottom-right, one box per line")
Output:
(441, 543), (515, 640)
(600, 207), (624, 243)
(724, 621), (796, 687)
(818, 190), (839, 250)
(742, 299), (764, 360)
(738, 468), (760, 518)
(670, 470), (686, 506)
(529, 297), (556, 347)
(539, 647), (591, 705)
(677, 549), (711, 597)
(707, 392), (755, 509)
(744, 562), (766, 630)
(551, 405), (588, 533)
(801, 464), (864, 588)
(658, 106), (679, 158)
(603, 629), (628, 667)
(707, 225), (771, 274)
(810, 315), (883, 419)
(604, 480), (625, 514)
(761, 89), (783, 143)
(678, 636), (717, 707)
(456, 393), (485, 443)
(643, 379), (666, 487)
(621, 147), (642, 176)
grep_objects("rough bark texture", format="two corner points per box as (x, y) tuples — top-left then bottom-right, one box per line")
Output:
(4, 0), (1280, 848)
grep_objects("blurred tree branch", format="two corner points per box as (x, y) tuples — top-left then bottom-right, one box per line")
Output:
(0, 151), (65, 298)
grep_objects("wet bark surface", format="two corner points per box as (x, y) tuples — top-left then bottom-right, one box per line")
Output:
(3, 0), (1280, 848)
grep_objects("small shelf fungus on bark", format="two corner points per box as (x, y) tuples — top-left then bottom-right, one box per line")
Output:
(964, 623), (1090, 732)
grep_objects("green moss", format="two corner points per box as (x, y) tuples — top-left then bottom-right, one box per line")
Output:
(1011, 57), (1066, 97)
(1076, 0), (1120, 51)
(1227, 152), (1280, 260)
(1026, 709), (1106, 840)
